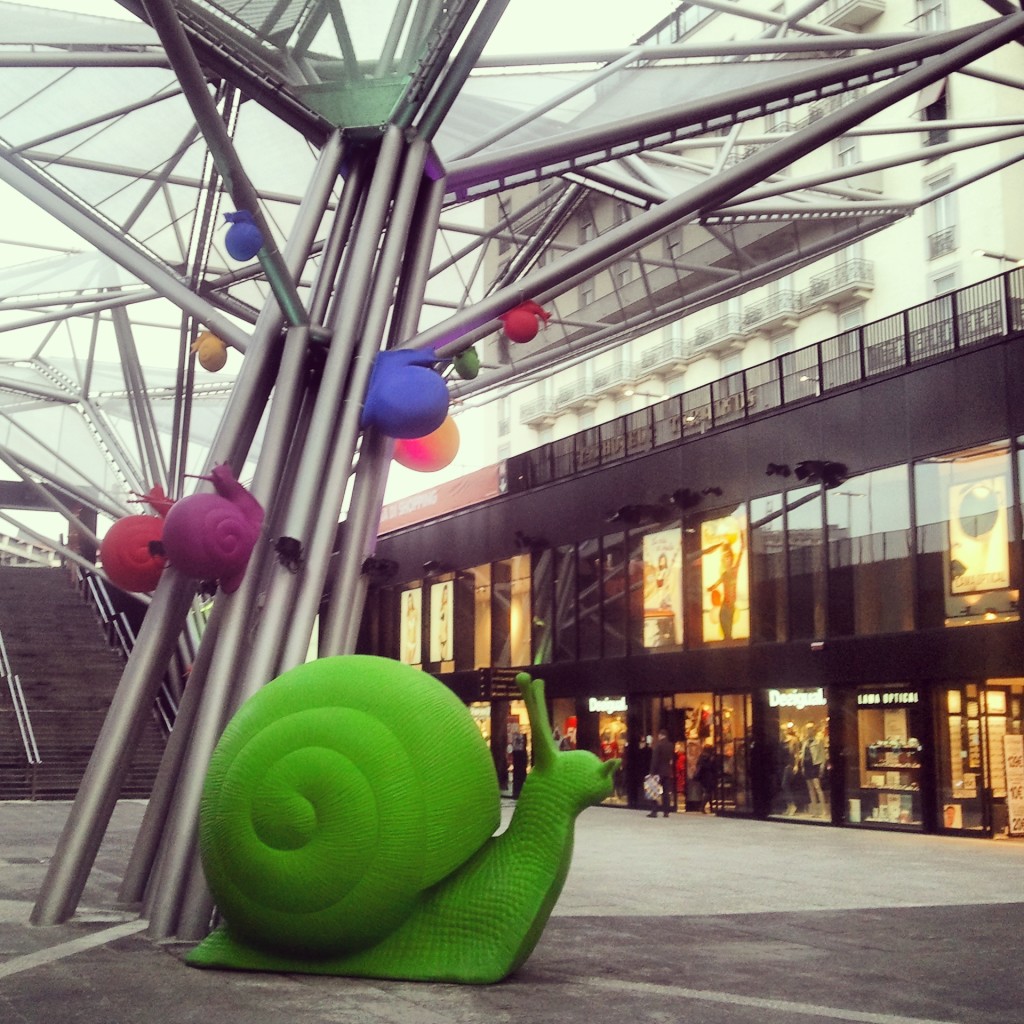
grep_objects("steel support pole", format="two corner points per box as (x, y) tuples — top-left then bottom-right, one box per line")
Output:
(146, 327), (315, 940)
(129, 322), (318, 921)
(278, 137), (431, 670)
(444, 22), (984, 196)
(236, 128), (407, 694)
(319, 175), (446, 655)
(30, 570), (197, 925)
(111, 306), (168, 491)
(31, 129), (345, 927)
(118, 596), (225, 904)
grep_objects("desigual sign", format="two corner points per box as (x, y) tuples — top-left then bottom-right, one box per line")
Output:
(768, 687), (827, 710)
(588, 697), (627, 714)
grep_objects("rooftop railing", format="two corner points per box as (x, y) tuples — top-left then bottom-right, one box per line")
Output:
(510, 266), (1024, 491)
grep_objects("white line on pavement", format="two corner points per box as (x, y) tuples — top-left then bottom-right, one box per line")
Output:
(578, 976), (958, 1024)
(0, 919), (149, 980)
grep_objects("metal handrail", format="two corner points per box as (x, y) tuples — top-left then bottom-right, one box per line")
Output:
(0, 630), (41, 765)
(75, 567), (185, 735)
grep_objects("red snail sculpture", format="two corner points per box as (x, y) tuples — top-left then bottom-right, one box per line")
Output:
(98, 514), (167, 593)
(499, 301), (550, 344)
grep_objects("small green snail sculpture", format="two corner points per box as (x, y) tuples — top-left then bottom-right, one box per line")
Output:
(187, 655), (619, 984)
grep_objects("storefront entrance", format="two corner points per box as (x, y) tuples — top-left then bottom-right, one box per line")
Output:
(939, 679), (1024, 837)
(638, 691), (753, 814)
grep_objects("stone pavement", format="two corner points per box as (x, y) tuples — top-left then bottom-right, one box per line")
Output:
(0, 799), (1022, 1024)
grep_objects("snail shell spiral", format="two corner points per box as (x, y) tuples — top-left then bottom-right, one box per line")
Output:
(199, 655), (501, 959)
(162, 494), (259, 590)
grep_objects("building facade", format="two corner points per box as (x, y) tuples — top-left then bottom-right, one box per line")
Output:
(428, 0), (1024, 500)
(362, 266), (1024, 840)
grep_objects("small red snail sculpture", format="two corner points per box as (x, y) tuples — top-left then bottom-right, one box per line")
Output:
(499, 301), (550, 344)
(98, 483), (176, 593)
(161, 464), (264, 594)
(99, 514), (167, 593)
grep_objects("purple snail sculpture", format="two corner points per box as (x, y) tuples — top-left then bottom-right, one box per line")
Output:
(360, 349), (450, 439)
(161, 464), (264, 593)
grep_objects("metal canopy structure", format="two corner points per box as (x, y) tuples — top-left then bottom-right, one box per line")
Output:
(0, 0), (1021, 941)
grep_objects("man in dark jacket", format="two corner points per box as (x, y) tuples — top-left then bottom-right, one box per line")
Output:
(646, 728), (675, 817)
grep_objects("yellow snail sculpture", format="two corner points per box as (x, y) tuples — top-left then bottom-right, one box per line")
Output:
(187, 655), (618, 983)
(191, 331), (228, 372)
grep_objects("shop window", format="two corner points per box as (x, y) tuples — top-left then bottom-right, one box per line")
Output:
(749, 494), (787, 643)
(648, 693), (753, 814)
(491, 554), (531, 667)
(531, 547), (555, 665)
(764, 687), (832, 821)
(578, 695), (628, 806)
(471, 563), (491, 669)
(940, 681), (1024, 836)
(427, 578), (454, 667)
(553, 544), (577, 662)
(692, 503), (749, 644)
(847, 687), (926, 829)
(577, 538), (602, 659)
(602, 532), (627, 658)
(786, 487), (826, 640)
(636, 526), (683, 651)
(550, 697), (578, 751)
(914, 443), (1019, 628)
(827, 466), (914, 636)
(399, 585), (423, 666)
(505, 698), (533, 797)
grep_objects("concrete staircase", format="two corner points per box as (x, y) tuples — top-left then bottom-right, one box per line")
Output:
(0, 565), (166, 799)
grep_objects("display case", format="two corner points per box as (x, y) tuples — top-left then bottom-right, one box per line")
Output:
(859, 742), (922, 823)
(848, 690), (926, 829)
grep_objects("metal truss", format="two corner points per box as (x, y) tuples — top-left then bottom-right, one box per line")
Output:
(0, 0), (1017, 944)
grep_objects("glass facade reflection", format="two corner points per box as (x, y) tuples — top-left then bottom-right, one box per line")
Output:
(368, 434), (1024, 838)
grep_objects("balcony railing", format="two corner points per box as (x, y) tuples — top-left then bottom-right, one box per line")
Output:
(638, 337), (688, 376)
(692, 312), (744, 354)
(928, 227), (956, 260)
(742, 289), (801, 333)
(803, 258), (874, 307)
(505, 266), (1024, 492)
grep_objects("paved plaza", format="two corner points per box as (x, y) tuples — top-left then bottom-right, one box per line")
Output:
(0, 799), (1022, 1023)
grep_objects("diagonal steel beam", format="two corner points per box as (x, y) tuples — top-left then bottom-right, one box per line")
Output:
(415, 13), (1024, 357)
(139, 0), (309, 328)
(444, 22), (990, 201)
(0, 149), (251, 352)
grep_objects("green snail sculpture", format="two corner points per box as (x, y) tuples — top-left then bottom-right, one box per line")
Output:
(186, 654), (619, 983)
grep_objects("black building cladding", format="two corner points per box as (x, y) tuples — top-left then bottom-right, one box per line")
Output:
(360, 268), (1024, 839)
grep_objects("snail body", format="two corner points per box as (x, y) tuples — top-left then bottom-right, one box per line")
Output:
(161, 464), (263, 593)
(187, 656), (617, 983)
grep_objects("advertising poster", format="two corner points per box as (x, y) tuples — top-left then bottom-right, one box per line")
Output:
(641, 528), (682, 647)
(701, 513), (749, 642)
(429, 579), (453, 663)
(1004, 734), (1024, 836)
(399, 587), (422, 665)
(948, 477), (1009, 594)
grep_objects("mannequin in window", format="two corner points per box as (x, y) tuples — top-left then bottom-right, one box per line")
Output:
(707, 532), (745, 640)
(802, 721), (826, 816)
